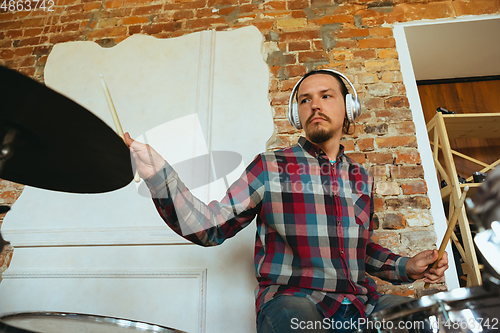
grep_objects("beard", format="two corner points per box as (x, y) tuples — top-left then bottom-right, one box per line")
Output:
(308, 126), (335, 144)
(305, 112), (335, 144)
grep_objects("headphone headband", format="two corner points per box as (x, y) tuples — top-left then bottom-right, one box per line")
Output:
(288, 69), (361, 130)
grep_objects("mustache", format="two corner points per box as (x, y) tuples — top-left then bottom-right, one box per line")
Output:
(306, 112), (331, 126)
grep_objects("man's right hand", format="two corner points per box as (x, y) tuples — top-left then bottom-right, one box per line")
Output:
(124, 132), (166, 180)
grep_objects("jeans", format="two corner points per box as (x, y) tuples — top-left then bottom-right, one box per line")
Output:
(256, 294), (412, 333)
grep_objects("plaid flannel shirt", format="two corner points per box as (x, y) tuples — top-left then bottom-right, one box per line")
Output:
(146, 136), (411, 318)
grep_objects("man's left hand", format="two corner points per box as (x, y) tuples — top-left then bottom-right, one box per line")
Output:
(406, 249), (449, 283)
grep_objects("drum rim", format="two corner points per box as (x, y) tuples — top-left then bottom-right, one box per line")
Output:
(370, 294), (436, 321)
(371, 285), (499, 321)
(0, 311), (187, 333)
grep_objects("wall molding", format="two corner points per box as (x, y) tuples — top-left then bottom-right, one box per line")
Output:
(3, 226), (192, 247)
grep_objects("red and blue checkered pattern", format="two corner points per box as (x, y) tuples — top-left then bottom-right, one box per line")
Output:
(147, 137), (410, 318)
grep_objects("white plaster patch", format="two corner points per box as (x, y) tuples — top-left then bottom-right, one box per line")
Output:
(405, 212), (433, 227)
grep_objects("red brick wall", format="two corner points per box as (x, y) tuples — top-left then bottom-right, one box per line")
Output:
(1, 0), (499, 294)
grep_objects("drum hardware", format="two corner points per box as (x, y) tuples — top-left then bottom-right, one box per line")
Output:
(473, 172), (487, 184)
(365, 286), (500, 333)
(436, 298), (450, 322)
(483, 273), (500, 293)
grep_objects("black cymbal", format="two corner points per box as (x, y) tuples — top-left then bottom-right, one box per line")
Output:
(0, 65), (134, 193)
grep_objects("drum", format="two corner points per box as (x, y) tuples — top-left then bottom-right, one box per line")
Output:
(365, 286), (500, 332)
(0, 312), (186, 333)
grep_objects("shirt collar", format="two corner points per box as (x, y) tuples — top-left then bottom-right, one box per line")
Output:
(297, 136), (345, 161)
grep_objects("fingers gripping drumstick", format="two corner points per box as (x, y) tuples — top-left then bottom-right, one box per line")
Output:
(424, 186), (469, 289)
(99, 74), (141, 183)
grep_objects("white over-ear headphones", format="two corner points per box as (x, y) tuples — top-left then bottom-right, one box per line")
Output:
(288, 69), (361, 130)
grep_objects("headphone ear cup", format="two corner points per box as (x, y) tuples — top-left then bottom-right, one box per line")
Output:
(292, 102), (302, 129)
(345, 94), (355, 123)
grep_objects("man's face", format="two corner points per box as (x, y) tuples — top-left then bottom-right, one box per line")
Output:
(296, 74), (346, 144)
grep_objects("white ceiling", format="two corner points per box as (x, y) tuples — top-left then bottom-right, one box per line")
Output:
(405, 17), (500, 81)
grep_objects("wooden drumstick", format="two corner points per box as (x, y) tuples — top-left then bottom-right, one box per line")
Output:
(100, 74), (141, 183)
(424, 186), (469, 289)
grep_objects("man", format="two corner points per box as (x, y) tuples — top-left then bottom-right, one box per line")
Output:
(124, 70), (448, 332)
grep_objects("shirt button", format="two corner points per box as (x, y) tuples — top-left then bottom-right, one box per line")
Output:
(341, 250), (344, 255)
